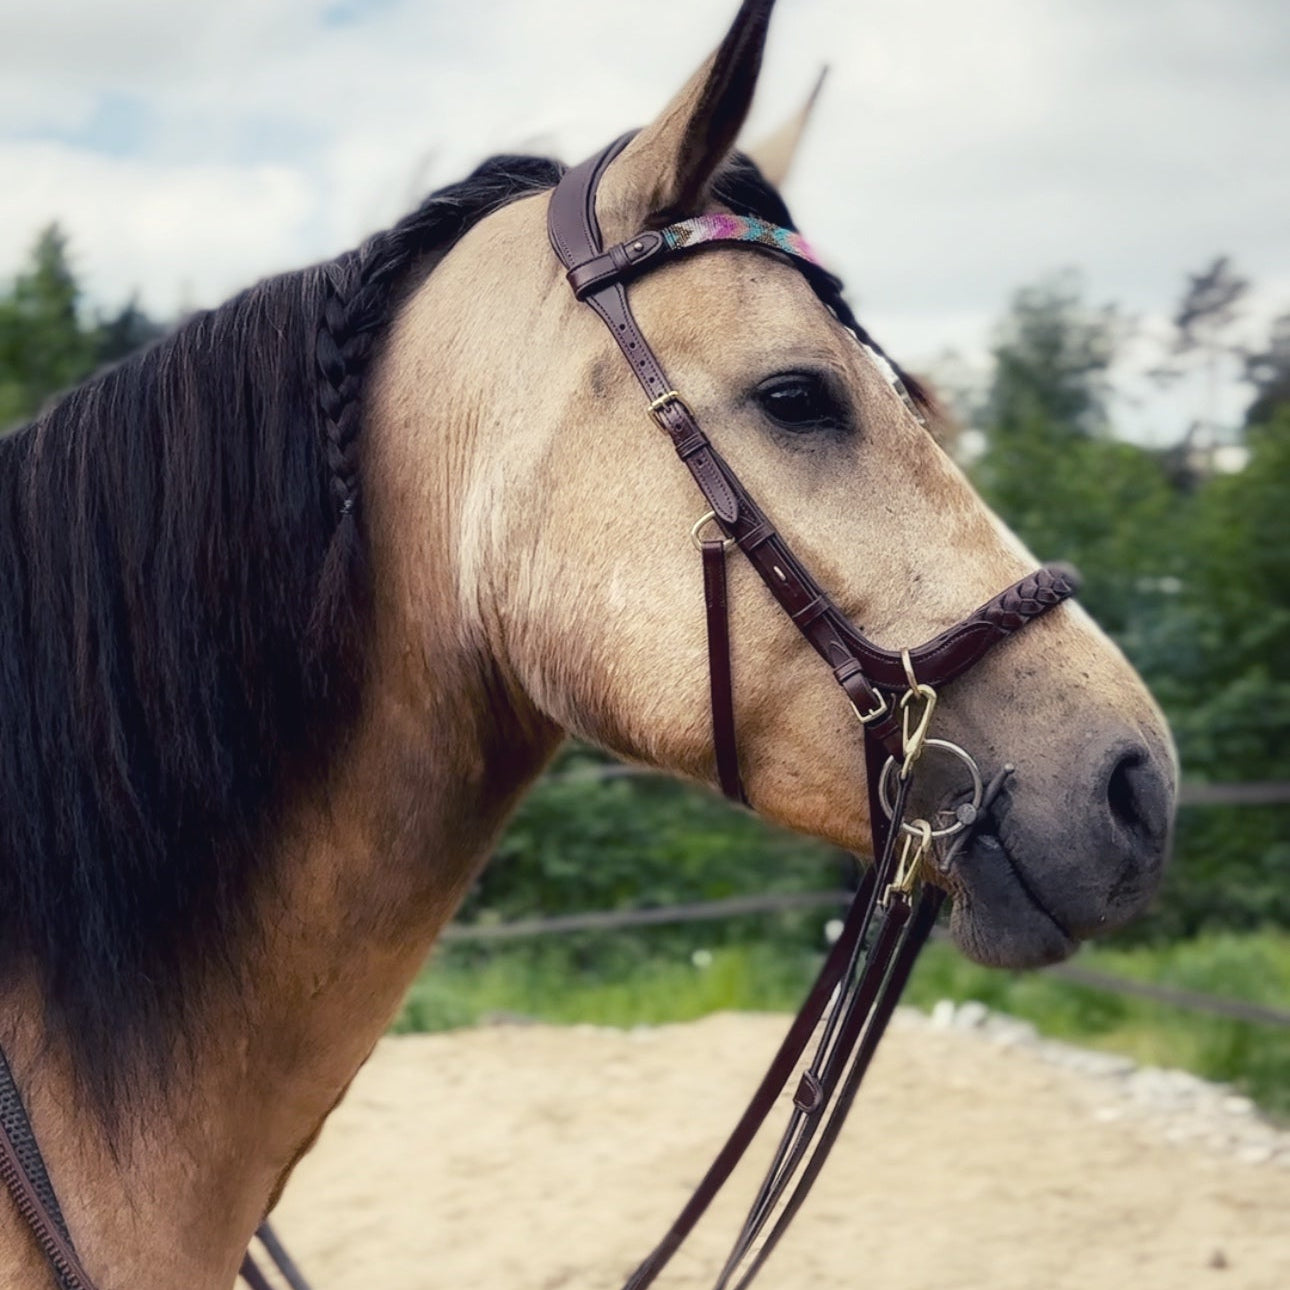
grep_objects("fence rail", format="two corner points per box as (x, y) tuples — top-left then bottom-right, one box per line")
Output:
(552, 764), (1290, 807)
(442, 890), (1290, 1030)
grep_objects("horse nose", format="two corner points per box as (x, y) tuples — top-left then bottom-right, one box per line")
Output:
(1102, 741), (1172, 869)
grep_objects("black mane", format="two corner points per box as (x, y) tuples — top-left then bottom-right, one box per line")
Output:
(0, 146), (913, 1120)
(0, 154), (562, 1117)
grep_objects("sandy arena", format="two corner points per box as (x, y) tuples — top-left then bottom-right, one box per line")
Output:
(272, 1012), (1290, 1290)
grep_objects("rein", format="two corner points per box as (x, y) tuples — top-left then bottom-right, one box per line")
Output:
(0, 137), (1075, 1290)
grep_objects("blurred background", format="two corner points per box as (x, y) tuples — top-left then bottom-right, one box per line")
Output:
(2, 0), (1287, 1118)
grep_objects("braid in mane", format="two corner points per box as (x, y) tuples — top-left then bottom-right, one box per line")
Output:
(307, 154), (565, 684)
(0, 152), (565, 1125)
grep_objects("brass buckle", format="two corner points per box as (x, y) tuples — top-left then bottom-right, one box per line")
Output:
(850, 688), (890, 726)
(648, 389), (692, 427)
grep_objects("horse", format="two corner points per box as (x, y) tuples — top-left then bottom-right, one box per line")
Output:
(0, 1), (1176, 1285)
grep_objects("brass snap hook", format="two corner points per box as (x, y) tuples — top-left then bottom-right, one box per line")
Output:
(897, 649), (937, 778)
(884, 818), (933, 905)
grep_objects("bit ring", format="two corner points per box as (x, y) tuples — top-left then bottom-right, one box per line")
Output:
(879, 738), (985, 839)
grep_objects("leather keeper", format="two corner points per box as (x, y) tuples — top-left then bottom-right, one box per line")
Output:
(567, 231), (667, 298)
(792, 1071), (825, 1114)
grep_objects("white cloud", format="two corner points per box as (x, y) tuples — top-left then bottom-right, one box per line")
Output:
(0, 142), (316, 314)
(1, 0), (1286, 439)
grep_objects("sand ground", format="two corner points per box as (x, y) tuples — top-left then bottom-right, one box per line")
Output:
(271, 1013), (1290, 1290)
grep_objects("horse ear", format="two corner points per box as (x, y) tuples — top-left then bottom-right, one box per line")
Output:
(745, 66), (828, 190)
(595, 0), (777, 239)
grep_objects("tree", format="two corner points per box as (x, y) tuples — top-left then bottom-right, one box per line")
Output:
(1151, 257), (1251, 480)
(0, 225), (95, 428)
(1243, 311), (1290, 428)
(0, 223), (163, 433)
(971, 272), (1177, 635)
(983, 270), (1121, 440)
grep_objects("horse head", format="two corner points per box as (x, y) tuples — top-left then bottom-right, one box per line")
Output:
(373, 0), (1177, 969)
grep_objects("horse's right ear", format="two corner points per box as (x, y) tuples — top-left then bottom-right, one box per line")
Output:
(594, 0), (777, 242)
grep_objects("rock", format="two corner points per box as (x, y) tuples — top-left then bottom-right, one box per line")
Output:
(953, 1000), (990, 1030)
(985, 1016), (1038, 1049)
(1236, 1143), (1274, 1166)
(480, 1010), (538, 1027)
(929, 999), (956, 1030)
(1222, 1095), (1255, 1118)
(1075, 1051), (1136, 1079)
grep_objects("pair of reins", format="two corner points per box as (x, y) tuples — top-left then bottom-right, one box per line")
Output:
(0, 137), (1076, 1290)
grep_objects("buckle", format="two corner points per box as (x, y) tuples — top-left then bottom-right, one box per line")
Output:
(648, 390), (693, 427)
(850, 688), (890, 726)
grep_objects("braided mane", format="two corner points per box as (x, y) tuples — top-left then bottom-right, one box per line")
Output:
(0, 154), (562, 1118)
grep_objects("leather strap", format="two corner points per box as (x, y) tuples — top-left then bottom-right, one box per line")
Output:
(0, 1037), (311, 1290)
(620, 865), (880, 1290)
(702, 537), (746, 804)
(240, 1252), (276, 1290)
(253, 1221), (314, 1290)
(723, 887), (945, 1290)
(548, 139), (1078, 785)
(0, 1049), (99, 1290)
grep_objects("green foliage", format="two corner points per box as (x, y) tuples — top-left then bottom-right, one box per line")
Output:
(0, 223), (161, 432)
(394, 938), (822, 1035)
(396, 928), (1290, 1118)
(2, 221), (1284, 1106)
(972, 270), (1289, 940)
(463, 745), (844, 929)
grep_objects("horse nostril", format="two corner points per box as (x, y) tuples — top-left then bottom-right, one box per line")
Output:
(1105, 744), (1170, 850)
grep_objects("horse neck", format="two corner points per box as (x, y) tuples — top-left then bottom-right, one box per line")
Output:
(3, 371), (561, 1289)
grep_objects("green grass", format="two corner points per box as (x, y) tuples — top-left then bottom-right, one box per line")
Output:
(393, 927), (1290, 1118)
(393, 939), (820, 1033)
(904, 929), (1290, 1119)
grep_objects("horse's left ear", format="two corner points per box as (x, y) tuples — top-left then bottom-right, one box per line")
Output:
(594, 0), (777, 240)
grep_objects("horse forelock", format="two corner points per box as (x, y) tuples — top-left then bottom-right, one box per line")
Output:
(0, 152), (563, 1125)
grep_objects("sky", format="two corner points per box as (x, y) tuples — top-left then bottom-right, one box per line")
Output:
(2, 0), (1287, 442)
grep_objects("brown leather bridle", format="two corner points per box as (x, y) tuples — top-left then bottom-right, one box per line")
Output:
(1, 137), (1077, 1290)
(548, 135), (1078, 1290)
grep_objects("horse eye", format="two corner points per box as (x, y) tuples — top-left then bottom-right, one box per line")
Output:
(755, 373), (845, 433)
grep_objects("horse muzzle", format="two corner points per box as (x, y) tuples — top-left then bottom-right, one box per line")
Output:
(931, 730), (1176, 968)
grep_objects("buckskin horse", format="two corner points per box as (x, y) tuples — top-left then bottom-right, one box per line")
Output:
(0, 2), (1175, 1286)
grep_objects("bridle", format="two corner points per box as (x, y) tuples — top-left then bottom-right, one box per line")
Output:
(547, 135), (1078, 1290)
(0, 135), (1077, 1290)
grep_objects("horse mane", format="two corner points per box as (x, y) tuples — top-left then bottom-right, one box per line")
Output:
(0, 153), (563, 1119)
(0, 143), (914, 1122)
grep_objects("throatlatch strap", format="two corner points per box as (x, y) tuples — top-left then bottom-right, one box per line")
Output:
(702, 538), (746, 804)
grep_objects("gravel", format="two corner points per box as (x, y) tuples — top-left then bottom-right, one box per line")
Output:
(910, 998), (1290, 1168)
